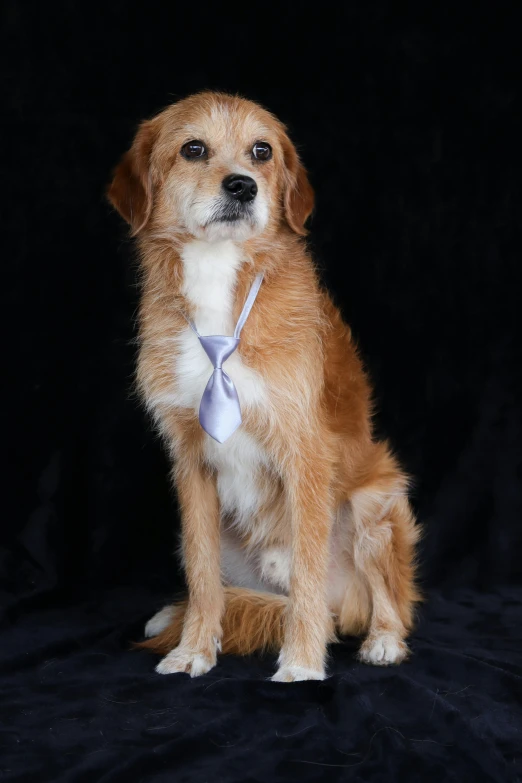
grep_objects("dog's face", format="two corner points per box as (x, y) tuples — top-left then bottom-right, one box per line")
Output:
(108, 92), (314, 242)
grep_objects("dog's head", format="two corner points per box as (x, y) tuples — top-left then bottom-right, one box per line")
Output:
(108, 92), (314, 242)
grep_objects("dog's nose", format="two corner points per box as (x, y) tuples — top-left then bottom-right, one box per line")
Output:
(222, 174), (258, 203)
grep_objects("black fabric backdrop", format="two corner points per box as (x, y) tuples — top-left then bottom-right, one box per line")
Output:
(2, 3), (521, 781)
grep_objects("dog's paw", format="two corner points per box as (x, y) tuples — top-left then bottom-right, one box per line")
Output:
(271, 665), (326, 683)
(358, 633), (408, 666)
(259, 547), (291, 592)
(155, 647), (215, 677)
(144, 605), (175, 638)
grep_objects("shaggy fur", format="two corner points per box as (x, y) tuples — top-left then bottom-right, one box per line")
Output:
(108, 91), (420, 681)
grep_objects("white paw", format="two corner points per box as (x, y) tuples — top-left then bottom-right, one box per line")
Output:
(358, 633), (408, 666)
(271, 665), (326, 683)
(155, 647), (215, 677)
(259, 547), (291, 591)
(144, 605), (175, 638)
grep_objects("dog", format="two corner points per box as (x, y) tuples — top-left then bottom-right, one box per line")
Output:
(107, 92), (420, 682)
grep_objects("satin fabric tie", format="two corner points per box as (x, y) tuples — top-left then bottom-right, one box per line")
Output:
(183, 273), (263, 443)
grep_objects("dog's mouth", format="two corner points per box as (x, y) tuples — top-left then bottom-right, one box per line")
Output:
(206, 202), (254, 226)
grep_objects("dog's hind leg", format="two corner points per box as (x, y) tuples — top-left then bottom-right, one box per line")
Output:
(349, 474), (420, 666)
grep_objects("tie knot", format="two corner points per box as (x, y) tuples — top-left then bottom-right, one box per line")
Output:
(198, 335), (240, 369)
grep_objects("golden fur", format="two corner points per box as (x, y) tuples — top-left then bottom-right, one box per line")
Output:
(108, 92), (420, 681)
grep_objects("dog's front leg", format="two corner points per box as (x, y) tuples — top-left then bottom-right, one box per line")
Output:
(156, 457), (223, 677)
(272, 443), (334, 682)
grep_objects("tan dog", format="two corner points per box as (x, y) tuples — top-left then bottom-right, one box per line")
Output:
(108, 92), (420, 682)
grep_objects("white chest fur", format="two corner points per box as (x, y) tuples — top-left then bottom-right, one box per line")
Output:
(179, 240), (270, 525)
(204, 429), (270, 529)
(172, 239), (268, 413)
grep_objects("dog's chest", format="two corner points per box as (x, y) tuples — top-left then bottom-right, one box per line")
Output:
(173, 240), (271, 522)
(205, 429), (270, 527)
(170, 240), (267, 413)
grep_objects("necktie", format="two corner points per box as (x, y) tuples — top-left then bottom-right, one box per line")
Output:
(184, 273), (264, 443)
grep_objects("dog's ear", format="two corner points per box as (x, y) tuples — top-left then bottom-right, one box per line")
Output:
(281, 134), (314, 235)
(107, 120), (156, 236)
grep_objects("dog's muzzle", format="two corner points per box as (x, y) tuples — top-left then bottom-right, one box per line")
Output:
(208, 174), (258, 224)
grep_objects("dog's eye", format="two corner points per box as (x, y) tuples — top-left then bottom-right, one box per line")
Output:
(181, 140), (207, 160)
(252, 142), (272, 161)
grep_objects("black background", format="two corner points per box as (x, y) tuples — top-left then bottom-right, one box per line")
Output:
(1, 3), (521, 781)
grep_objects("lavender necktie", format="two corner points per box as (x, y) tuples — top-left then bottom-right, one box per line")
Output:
(184, 273), (263, 444)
